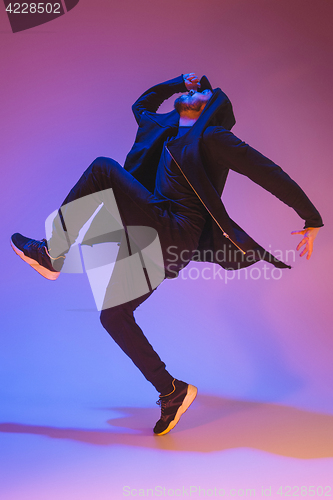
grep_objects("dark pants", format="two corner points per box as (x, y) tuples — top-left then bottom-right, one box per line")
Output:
(50, 157), (201, 394)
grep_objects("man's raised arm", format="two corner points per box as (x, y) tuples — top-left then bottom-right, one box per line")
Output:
(132, 75), (187, 124)
(132, 73), (203, 123)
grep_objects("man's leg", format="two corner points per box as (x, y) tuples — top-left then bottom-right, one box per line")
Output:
(11, 156), (162, 277)
(100, 290), (174, 394)
(11, 156), (197, 435)
(100, 291), (197, 436)
(60, 158), (198, 434)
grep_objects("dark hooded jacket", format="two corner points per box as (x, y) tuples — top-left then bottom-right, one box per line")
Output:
(122, 75), (323, 271)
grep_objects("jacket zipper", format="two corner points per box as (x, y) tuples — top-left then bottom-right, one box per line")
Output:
(166, 146), (246, 255)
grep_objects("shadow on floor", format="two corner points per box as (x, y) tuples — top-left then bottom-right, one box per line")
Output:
(1, 394), (332, 458)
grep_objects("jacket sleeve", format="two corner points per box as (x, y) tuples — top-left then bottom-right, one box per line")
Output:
(131, 75), (187, 124)
(202, 127), (323, 228)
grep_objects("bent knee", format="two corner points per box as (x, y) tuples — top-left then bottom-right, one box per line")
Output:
(91, 156), (121, 171)
(82, 157), (122, 182)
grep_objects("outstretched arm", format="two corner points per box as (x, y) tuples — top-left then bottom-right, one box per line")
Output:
(203, 127), (323, 258)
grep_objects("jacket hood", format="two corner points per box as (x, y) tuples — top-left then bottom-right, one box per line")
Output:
(199, 75), (213, 93)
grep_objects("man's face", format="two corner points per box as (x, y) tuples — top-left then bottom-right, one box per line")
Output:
(174, 89), (213, 114)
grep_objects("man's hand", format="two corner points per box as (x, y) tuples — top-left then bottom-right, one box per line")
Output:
(183, 73), (201, 91)
(291, 227), (321, 260)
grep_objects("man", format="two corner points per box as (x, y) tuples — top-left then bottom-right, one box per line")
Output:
(11, 73), (323, 436)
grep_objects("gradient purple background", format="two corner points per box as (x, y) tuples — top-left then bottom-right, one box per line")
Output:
(1, 1), (333, 498)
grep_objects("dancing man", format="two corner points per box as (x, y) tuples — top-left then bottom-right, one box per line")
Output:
(11, 73), (323, 435)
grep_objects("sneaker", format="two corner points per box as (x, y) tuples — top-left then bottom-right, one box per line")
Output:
(10, 233), (64, 280)
(153, 379), (197, 436)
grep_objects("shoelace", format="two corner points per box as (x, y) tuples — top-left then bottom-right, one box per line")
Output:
(156, 397), (167, 413)
(26, 238), (46, 250)
(156, 379), (176, 412)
